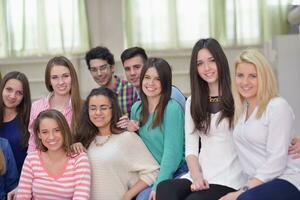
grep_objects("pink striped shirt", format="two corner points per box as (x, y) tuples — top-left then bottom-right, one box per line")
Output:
(16, 151), (91, 200)
(27, 93), (72, 153)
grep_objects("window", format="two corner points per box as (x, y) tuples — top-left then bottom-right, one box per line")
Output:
(124, 0), (289, 49)
(0, 0), (89, 58)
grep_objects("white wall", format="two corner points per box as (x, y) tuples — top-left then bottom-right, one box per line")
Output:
(265, 35), (300, 137)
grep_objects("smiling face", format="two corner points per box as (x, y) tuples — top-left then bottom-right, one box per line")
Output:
(235, 62), (258, 105)
(197, 48), (219, 87)
(50, 65), (72, 96)
(88, 94), (113, 135)
(38, 118), (64, 152)
(142, 67), (162, 100)
(123, 55), (144, 88)
(2, 79), (24, 110)
(89, 59), (114, 87)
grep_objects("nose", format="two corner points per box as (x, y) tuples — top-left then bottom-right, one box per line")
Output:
(58, 77), (65, 84)
(9, 92), (17, 99)
(203, 62), (211, 70)
(49, 131), (55, 139)
(241, 77), (249, 85)
(130, 68), (136, 75)
(95, 108), (102, 115)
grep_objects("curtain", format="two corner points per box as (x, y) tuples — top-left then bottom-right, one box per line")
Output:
(123, 0), (289, 49)
(0, 0), (90, 58)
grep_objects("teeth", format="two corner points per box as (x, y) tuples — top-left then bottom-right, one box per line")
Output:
(48, 141), (57, 145)
(146, 88), (155, 91)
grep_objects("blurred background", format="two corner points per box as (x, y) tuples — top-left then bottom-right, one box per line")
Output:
(0, 0), (300, 134)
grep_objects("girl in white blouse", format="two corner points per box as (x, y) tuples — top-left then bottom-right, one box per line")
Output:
(220, 49), (300, 200)
(156, 38), (246, 200)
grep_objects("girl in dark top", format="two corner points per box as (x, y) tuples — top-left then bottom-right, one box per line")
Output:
(0, 71), (31, 174)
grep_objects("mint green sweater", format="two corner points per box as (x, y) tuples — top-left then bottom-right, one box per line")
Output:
(131, 99), (185, 190)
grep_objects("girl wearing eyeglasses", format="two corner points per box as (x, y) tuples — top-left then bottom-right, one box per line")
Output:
(75, 87), (159, 200)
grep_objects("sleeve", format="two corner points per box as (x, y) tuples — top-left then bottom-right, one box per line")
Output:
(125, 132), (159, 186)
(16, 156), (34, 200)
(185, 97), (200, 157)
(152, 101), (185, 191)
(2, 141), (18, 193)
(171, 86), (186, 112)
(130, 101), (141, 121)
(254, 98), (295, 182)
(73, 153), (91, 200)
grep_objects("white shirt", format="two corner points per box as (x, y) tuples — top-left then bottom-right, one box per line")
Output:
(233, 97), (300, 190)
(182, 97), (246, 190)
(88, 131), (159, 200)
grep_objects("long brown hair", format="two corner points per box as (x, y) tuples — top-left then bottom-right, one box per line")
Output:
(189, 38), (234, 134)
(33, 109), (73, 155)
(75, 87), (123, 148)
(138, 57), (172, 128)
(45, 56), (82, 133)
(0, 71), (31, 146)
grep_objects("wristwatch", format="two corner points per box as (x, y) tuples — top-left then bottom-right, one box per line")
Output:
(240, 185), (250, 192)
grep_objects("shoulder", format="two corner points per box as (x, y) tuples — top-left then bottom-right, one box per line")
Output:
(266, 97), (293, 114)
(268, 97), (290, 108)
(265, 97), (294, 118)
(166, 99), (183, 112)
(186, 96), (191, 104)
(119, 131), (141, 142)
(31, 96), (49, 111)
(131, 100), (142, 111)
(71, 152), (89, 163)
(25, 151), (40, 162)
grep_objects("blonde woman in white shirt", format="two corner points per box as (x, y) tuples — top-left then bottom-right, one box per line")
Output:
(220, 49), (300, 200)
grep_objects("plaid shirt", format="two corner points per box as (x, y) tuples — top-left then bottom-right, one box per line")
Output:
(112, 75), (139, 116)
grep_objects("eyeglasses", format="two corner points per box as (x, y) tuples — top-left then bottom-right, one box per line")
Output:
(89, 64), (111, 74)
(89, 105), (112, 113)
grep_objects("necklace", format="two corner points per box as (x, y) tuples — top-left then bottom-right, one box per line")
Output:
(209, 96), (221, 103)
(94, 135), (112, 147)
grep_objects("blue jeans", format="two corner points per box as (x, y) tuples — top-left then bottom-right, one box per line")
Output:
(238, 178), (300, 200)
(136, 163), (188, 200)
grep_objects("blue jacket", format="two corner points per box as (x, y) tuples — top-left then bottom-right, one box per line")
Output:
(0, 138), (18, 200)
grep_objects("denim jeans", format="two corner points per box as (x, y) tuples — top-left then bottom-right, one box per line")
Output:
(237, 178), (300, 200)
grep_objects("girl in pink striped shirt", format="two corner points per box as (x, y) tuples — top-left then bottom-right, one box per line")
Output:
(27, 56), (82, 153)
(16, 109), (91, 200)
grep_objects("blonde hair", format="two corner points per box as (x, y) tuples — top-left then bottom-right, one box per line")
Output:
(232, 49), (278, 123)
(0, 148), (6, 175)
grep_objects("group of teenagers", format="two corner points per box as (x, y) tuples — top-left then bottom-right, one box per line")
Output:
(0, 38), (300, 200)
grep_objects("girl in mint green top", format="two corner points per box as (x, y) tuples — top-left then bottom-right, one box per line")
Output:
(129, 57), (186, 200)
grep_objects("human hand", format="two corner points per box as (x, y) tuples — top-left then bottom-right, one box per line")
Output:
(71, 142), (87, 154)
(191, 176), (209, 191)
(148, 191), (156, 200)
(122, 191), (132, 200)
(7, 187), (17, 200)
(117, 115), (129, 129)
(289, 138), (300, 159)
(127, 120), (139, 132)
(219, 191), (242, 200)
